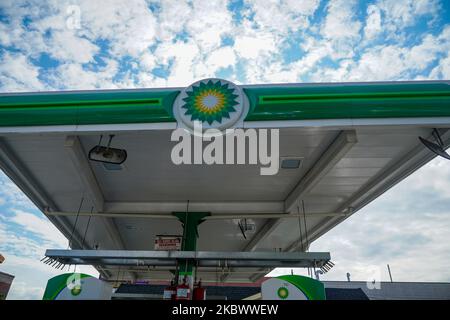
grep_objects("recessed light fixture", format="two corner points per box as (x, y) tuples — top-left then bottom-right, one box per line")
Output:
(102, 162), (123, 171)
(280, 157), (302, 169)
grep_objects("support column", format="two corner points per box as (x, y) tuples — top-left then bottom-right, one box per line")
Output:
(173, 212), (209, 297)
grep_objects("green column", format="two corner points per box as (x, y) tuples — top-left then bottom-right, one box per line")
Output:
(173, 212), (210, 276)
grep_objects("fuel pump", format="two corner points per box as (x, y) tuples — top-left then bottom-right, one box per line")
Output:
(175, 276), (190, 300)
(193, 279), (206, 300)
(163, 280), (176, 300)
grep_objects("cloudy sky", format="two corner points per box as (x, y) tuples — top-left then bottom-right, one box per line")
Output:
(0, 0), (449, 299)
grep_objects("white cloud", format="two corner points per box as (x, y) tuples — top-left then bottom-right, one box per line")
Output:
(321, 0), (362, 48)
(234, 34), (277, 60)
(140, 52), (157, 71)
(245, 0), (320, 35)
(1, 253), (99, 299)
(0, 0), (447, 91)
(0, 208), (99, 300)
(8, 281), (44, 300)
(186, 0), (234, 52)
(9, 209), (68, 248)
(48, 30), (99, 64)
(25, 5), (99, 64)
(153, 40), (202, 86)
(283, 0), (321, 16)
(77, 0), (158, 58)
(350, 45), (409, 80)
(0, 174), (36, 209)
(406, 157), (450, 199)
(154, 1), (192, 42)
(352, 32), (446, 81)
(364, 5), (382, 40)
(0, 52), (45, 91)
(48, 58), (120, 90)
(429, 26), (450, 79)
(0, 1), (48, 56)
(310, 23), (450, 82)
(0, 219), (45, 258)
(376, 0), (441, 35)
(430, 55), (450, 79)
(206, 46), (237, 71)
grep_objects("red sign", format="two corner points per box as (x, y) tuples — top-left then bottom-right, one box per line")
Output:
(154, 236), (182, 251)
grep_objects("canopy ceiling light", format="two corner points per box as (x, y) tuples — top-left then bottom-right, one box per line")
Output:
(280, 157), (302, 169)
(88, 134), (127, 165)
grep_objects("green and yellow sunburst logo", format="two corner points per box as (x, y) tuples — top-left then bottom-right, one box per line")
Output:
(182, 80), (239, 125)
(277, 286), (289, 299)
(71, 285), (82, 296)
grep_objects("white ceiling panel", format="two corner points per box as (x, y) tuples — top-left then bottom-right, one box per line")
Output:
(1, 124), (447, 282)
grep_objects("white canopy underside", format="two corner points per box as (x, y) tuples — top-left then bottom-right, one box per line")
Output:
(1, 120), (449, 282)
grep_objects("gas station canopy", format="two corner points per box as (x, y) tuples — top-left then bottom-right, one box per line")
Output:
(1, 80), (450, 283)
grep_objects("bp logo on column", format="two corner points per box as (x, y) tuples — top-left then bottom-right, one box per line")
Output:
(173, 78), (249, 134)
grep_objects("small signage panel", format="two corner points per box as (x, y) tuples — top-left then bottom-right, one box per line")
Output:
(154, 235), (182, 251)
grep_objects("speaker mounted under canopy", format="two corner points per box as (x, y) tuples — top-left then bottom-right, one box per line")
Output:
(419, 128), (450, 160)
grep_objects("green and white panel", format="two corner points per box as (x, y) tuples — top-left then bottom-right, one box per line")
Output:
(261, 275), (326, 300)
(42, 273), (112, 300)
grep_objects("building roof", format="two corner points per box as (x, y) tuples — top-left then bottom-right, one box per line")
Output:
(0, 271), (15, 283)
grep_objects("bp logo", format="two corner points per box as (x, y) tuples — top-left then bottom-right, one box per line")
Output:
(71, 285), (82, 296)
(261, 275), (326, 300)
(174, 78), (248, 133)
(277, 287), (289, 299)
(67, 273), (82, 296)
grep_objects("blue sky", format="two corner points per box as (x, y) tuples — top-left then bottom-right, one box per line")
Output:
(0, 0), (450, 299)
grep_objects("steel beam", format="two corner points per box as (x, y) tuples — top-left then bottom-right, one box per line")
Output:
(284, 130), (358, 211)
(231, 130), (355, 282)
(64, 136), (126, 252)
(45, 210), (348, 219)
(45, 249), (331, 269)
(64, 136), (104, 211)
(0, 138), (112, 278)
(241, 130), (357, 254)
(286, 128), (450, 252)
(103, 201), (285, 214)
(64, 136), (135, 280)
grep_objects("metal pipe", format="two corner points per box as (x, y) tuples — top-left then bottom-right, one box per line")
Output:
(45, 210), (347, 220)
(387, 264), (393, 282)
(99, 267), (270, 274)
(44, 249), (331, 269)
(45, 259), (325, 268)
(46, 249), (330, 261)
